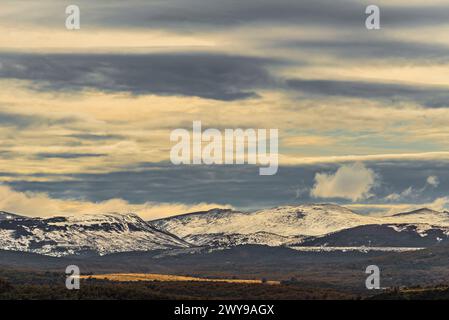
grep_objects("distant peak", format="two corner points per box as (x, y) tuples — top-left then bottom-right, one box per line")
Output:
(183, 207), (236, 216)
(205, 208), (235, 213)
(45, 212), (144, 224)
(0, 211), (24, 220)
(264, 203), (356, 213)
(393, 208), (439, 217)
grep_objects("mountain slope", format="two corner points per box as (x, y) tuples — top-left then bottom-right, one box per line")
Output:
(151, 204), (449, 249)
(2, 204), (449, 257)
(298, 223), (449, 248)
(184, 231), (297, 248)
(151, 204), (379, 238)
(389, 208), (449, 226)
(0, 213), (190, 257)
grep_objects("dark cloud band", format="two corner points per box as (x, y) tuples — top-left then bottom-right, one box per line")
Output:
(34, 152), (107, 159)
(4, 160), (449, 210)
(0, 53), (278, 101)
(286, 78), (449, 108)
(9, 0), (449, 29)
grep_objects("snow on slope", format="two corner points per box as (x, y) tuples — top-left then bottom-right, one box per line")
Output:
(151, 204), (449, 248)
(184, 231), (299, 248)
(0, 213), (190, 257)
(388, 208), (449, 226)
(151, 205), (380, 238)
(297, 223), (449, 248)
(2, 204), (449, 257)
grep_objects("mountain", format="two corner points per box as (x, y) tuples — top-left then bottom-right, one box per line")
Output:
(151, 204), (449, 249)
(390, 208), (449, 226)
(0, 213), (190, 257)
(297, 223), (449, 248)
(151, 204), (378, 237)
(1, 204), (449, 257)
(152, 204), (376, 248)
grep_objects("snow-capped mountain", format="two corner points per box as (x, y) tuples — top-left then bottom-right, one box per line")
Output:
(1, 204), (449, 257)
(151, 204), (449, 249)
(151, 205), (379, 238)
(389, 208), (449, 226)
(0, 213), (190, 257)
(297, 223), (449, 248)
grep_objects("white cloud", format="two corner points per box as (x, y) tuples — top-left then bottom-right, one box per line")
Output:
(385, 186), (414, 202)
(429, 196), (449, 211)
(385, 193), (401, 201)
(385, 176), (440, 203)
(0, 185), (231, 220)
(427, 175), (440, 187)
(310, 162), (376, 201)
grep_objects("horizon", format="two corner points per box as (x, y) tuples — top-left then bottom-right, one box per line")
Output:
(1, 202), (445, 221)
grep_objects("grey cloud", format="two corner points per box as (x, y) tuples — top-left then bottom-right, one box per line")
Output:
(279, 39), (449, 62)
(0, 111), (77, 129)
(2, 51), (448, 109)
(34, 152), (107, 159)
(5, 160), (449, 210)
(286, 78), (449, 108)
(0, 150), (16, 159)
(8, 0), (449, 30)
(66, 133), (124, 141)
(0, 53), (278, 101)
(86, 0), (365, 29)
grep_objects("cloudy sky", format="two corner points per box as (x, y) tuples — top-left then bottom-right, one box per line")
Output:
(1, 0), (449, 219)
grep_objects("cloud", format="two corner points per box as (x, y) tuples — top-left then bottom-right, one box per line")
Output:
(4, 160), (449, 210)
(385, 186), (413, 201)
(429, 196), (449, 211)
(0, 111), (76, 129)
(286, 78), (449, 108)
(310, 163), (376, 201)
(5, 0), (449, 30)
(5, 53), (449, 108)
(0, 53), (278, 101)
(278, 39), (449, 62)
(34, 152), (107, 159)
(427, 175), (440, 187)
(66, 133), (125, 141)
(385, 175), (440, 202)
(0, 185), (231, 220)
(1, 156), (448, 213)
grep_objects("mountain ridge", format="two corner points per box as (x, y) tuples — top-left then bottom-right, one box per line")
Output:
(0, 212), (191, 257)
(151, 203), (449, 249)
(1, 203), (448, 257)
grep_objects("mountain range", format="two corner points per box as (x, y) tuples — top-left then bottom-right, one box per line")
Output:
(1, 204), (449, 257)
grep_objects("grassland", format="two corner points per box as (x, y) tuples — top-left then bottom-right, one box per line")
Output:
(82, 273), (280, 285)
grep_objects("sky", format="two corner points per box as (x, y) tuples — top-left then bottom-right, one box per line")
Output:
(1, 0), (449, 219)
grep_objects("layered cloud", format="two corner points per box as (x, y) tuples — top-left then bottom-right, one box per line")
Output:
(0, 1), (448, 214)
(0, 53), (278, 101)
(0, 160), (448, 214)
(287, 78), (449, 108)
(3, 0), (449, 30)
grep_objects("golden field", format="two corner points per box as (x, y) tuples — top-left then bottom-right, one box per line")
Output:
(81, 273), (280, 285)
